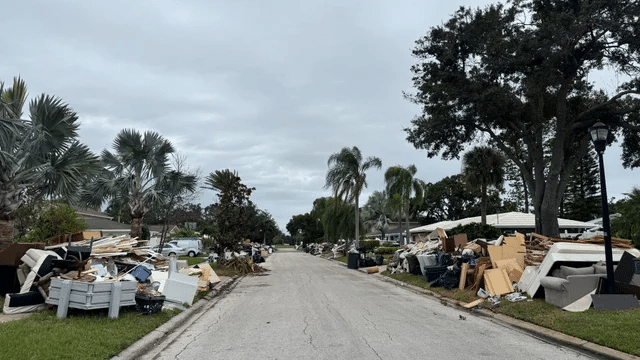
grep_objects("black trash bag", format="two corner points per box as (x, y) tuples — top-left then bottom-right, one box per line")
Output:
(375, 255), (384, 266)
(430, 264), (461, 289)
(405, 254), (422, 275)
(365, 257), (376, 267)
(437, 252), (452, 266)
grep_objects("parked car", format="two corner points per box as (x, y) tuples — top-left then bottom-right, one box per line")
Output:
(152, 243), (187, 257)
(169, 238), (203, 257)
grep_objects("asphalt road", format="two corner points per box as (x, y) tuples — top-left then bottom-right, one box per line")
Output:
(147, 249), (595, 360)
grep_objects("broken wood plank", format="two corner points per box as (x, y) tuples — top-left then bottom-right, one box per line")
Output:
(463, 298), (484, 309)
(459, 263), (469, 290)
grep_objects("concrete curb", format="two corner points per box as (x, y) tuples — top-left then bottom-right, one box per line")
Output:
(112, 276), (240, 360)
(372, 271), (640, 360)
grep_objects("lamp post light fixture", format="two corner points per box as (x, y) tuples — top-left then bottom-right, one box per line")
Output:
(589, 122), (616, 294)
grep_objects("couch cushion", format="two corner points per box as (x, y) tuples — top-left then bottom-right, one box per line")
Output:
(560, 265), (594, 278)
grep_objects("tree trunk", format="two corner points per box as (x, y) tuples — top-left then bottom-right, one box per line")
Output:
(480, 183), (487, 225)
(0, 219), (15, 251)
(131, 216), (143, 239)
(354, 196), (360, 249)
(523, 172), (529, 213)
(405, 211), (411, 245)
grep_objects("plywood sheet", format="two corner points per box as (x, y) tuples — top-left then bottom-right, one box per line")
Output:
(487, 246), (504, 268)
(503, 235), (526, 269)
(484, 268), (514, 296)
(495, 258), (524, 283)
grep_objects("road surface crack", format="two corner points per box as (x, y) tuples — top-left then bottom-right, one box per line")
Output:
(302, 315), (317, 349)
(362, 336), (382, 359)
(361, 312), (393, 342)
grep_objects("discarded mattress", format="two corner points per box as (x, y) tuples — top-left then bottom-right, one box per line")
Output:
(518, 242), (640, 297)
(2, 291), (47, 314)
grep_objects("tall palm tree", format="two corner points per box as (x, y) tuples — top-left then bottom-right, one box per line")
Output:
(82, 129), (175, 238)
(203, 169), (241, 197)
(362, 190), (393, 242)
(324, 146), (381, 248)
(385, 164), (425, 245)
(461, 146), (506, 224)
(0, 77), (99, 249)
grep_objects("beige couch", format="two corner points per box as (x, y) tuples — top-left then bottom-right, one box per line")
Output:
(539, 264), (611, 308)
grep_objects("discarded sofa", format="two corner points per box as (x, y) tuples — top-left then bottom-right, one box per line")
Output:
(539, 264), (609, 308)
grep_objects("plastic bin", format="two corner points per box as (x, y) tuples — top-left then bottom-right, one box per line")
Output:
(424, 265), (448, 282)
(135, 293), (165, 315)
(347, 252), (360, 269)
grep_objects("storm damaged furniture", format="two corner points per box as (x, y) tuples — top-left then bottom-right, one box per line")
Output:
(539, 264), (609, 308)
(47, 278), (137, 319)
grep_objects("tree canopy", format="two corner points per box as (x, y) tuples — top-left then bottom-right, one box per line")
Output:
(82, 129), (176, 238)
(405, 0), (640, 236)
(204, 169), (254, 254)
(461, 146), (506, 224)
(325, 146), (381, 246)
(1, 77), (98, 248)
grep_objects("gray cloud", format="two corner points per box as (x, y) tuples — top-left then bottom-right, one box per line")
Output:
(2, 0), (637, 232)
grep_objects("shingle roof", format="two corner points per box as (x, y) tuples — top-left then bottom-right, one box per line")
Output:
(84, 217), (130, 231)
(410, 211), (598, 233)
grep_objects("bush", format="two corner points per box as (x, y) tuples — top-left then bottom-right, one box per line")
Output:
(448, 223), (503, 240)
(22, 203), (86, 242)
(375, 246), (399, 254)
(611, 188), (640, 248)
(359, 240), (380, 251)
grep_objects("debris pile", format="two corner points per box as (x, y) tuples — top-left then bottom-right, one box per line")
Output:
(378, 227), (640, 312)
(0, 231), (223, 318)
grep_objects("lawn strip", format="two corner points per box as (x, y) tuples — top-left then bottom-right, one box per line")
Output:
(0, 307), (181, 360)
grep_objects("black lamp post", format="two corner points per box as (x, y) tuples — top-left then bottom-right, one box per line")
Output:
(589, 122), (616, 294)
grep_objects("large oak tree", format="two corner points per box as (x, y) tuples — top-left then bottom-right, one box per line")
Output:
(405, 0), (640, 236)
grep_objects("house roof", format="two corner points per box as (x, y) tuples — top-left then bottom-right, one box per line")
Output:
(410, 211), (598, 233)
(84, 217), (130, 231)
(75, 207), (113, 220)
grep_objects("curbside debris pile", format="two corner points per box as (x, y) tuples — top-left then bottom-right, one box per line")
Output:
(0, 231), (222, 318)
(381, 228), (640, 311)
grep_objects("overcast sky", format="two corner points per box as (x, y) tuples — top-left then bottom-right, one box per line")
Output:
(2, 1), (638, 233)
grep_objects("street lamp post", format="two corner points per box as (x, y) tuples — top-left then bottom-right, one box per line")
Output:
(589, 122), (616, 294)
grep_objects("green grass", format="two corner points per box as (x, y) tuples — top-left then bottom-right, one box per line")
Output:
(275, 244), (295, 249)
(0, 306), (181, 360)
(334, 256), (348, 264)
(382, 270), (640, 356)
(495, 299), (640, 356)
(178, 256), (207, 266)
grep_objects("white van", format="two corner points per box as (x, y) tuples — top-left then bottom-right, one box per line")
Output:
(169, 238), (203, 257)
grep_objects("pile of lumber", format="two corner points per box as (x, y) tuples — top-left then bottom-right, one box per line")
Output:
(525, 233), (634, 266)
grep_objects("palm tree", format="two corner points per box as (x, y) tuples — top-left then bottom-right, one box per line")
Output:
(82, 129), (175, 238)
(0, 77), (99, 249)
(324, 146), (382, 248)
(203, 169), (254, 254)
(362, 190), (393, 242)
(385, 165), (425, 245)
(203, 169), (241, 197)
(461, 146), (506, 224)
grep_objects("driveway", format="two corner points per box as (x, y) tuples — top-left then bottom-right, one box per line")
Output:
(145, 249), (595, 359)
